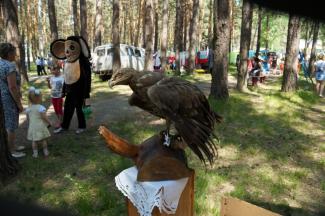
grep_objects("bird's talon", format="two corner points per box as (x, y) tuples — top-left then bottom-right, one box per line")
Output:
(163, 133), (171, 147)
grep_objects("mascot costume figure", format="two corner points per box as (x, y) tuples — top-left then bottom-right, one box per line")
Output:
(50, 36), (91, 134)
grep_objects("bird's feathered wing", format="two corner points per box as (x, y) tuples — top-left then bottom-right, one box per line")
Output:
(147, 77), (222, 164)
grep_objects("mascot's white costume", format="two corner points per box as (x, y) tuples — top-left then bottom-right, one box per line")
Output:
(50, 36), (91, 133)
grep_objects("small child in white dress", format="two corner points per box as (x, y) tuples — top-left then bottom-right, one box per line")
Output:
(26, 87), (53, 158)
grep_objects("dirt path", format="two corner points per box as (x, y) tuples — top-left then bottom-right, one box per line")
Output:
(16, 74), (322, 145)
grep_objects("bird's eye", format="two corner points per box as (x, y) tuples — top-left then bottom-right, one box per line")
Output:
(70, 45), (75, 50)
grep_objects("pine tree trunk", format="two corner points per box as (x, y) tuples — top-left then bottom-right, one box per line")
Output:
(48, 0), (58, 40)
(153, 0), (159, 52)
(72, 0), (79, 35)
(255, 6), (262, 56)
(80, 0), (88, 41)
(212, 0), (217, 49)
(141, 0), (146, 48)
(2, 0), (28, 82)
(196, 0), (205, 49)
(134, 0), (142, 47)
(281, 14), (301, 92)
(303, 21), (310, 56)
(188, 0), (200, 74)
(208, 0), (213, 46)
(160, 0), (169, 71)
(144, 0), (154, 71)
(32, 0), (39, 59)
(175, 0), (183, 74)
(112, 0), (121, 72)
(18, 0), (28, 83)
(236, 0), (253, 91)
(183, 1), (191, 51)
(229, 0), (234, 53)
(122, 3), (127, 43)
(93, 0), (102, 48)
(265, 13), (269, 50)
(210, 0), (231, 100)
(41, 0), (48, 47)
(308, 21), (320, 74)
(25, 0), (31, 70)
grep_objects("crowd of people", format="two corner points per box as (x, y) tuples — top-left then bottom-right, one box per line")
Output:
(0, 42), (92, 159)
(0, 41), (324, 160)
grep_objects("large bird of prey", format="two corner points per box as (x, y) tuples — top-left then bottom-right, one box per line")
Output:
(109, 68), (222, 164)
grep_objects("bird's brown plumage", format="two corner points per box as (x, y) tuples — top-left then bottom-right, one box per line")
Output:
(110, 68), (222, 164)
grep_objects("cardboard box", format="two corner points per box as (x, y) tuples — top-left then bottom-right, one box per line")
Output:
(220, 197), (281, 216)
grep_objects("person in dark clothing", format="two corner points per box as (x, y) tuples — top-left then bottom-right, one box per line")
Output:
(51, 36), (92, 134)
(249, 57), (262, 86)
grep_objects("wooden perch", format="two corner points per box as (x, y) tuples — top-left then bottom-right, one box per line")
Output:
(98, 126), (139, 159)
(99, 126), (191, 181)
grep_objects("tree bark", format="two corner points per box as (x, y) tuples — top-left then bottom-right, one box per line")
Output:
(18, 0), (27, 82)
(281, 14), (301, 92)
(2, 0), (28, 82)
(236, 0), (253, 91)
(93, 0), (103, 48)
(48, 0), (58, 40)
(308, 21), (320, 75)
(122, 2), (127, 43)
(196, 0), (205, 49)
(160, 0), (169, 71)
(25, 0), (31, 70)
(265, 13), (270, 50)
(79, 0), (88, 41)
(144, 0), (154, 71)
(31, 0), (39, 61)
(208, 0), (213, 46)
(153, 0), (159, 52)
(183, 1), (191, 51)
(210, 0), (231, 100)
(175, 0), (183, 74)
(134, 0), (142, 47)
(141, 0), (146, 48)
(72, 0), (79, 35)
(212, 0), (217, 49)
(255, 5), (262, 56)
(41, 0), (48, 47)
(229, 0), (234, 53)
(188, 0), (200, 73)
(112, 0), (121, 72)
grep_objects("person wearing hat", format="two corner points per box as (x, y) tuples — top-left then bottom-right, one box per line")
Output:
(0, 43), (26, 158)
(314, 53), (325, 97)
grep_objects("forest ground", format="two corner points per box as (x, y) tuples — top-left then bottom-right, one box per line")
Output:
(1, 66), (324, 216)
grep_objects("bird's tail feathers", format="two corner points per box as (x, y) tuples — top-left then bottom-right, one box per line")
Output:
(213, 111), (223, 123)
(175, 117), (218, 165)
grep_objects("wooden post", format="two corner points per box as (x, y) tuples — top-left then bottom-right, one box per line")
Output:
(127, 170), (195, 216)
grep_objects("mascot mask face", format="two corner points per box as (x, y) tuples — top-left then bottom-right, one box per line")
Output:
(50, 36), (90, 84)
(50, 36), (90, 63)
(65, 40), (81, 62)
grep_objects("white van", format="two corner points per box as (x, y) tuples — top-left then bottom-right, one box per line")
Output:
(92, 44), (145, 80)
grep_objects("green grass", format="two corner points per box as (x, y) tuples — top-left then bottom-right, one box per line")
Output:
(1, 67), (325, 216)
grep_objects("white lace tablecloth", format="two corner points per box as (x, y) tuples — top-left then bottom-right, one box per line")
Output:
(115, 166), (189, 216)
